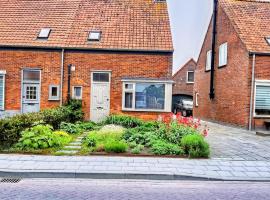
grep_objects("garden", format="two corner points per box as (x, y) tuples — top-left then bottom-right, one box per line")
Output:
(0, 101), (210, 158)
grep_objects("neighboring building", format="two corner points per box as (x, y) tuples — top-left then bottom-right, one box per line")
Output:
(194, 0), (270, 130)
(172, 58), (196, 97)
(0, 0), (173, 122)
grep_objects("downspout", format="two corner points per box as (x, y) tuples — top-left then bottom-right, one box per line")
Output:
(67, 64), (72, 103)
(209, 0), (218, 99)
(249, 54), (256, 131)
(60, 49), (65, 106)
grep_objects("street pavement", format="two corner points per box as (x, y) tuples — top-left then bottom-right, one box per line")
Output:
(0, 179), (269, 200)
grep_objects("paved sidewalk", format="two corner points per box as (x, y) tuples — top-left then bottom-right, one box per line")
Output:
(1, 154), (270, 181)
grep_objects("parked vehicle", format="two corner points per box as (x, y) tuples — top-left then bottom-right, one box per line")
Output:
(172, 98), (193, 117)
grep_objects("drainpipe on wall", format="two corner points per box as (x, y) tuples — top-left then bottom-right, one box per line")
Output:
(209, 0), (218, 100)
(249, 54), (256, 131)
(60, 49), (65, 106)
(67, 64), (72, 103)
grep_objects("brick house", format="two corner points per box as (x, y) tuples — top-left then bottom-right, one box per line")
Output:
(172, 58), (196, 97)
(194, 0), (270, 130)
(0, 0), (173, 122)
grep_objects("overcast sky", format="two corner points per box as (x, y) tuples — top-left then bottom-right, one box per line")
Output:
(167, 0), (213, 73)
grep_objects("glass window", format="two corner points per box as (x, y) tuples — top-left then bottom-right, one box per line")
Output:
(255, 83), (270, 116)
(73, 86), (82, 100)
(135, 83), (165, 110)
(206, 50), (212, 71)
(88, 31), (101, 41)
(124, 92), (133, 109)
(26, 86), (37, 100)
(187, 71), (194, 83)
(93, 73), (109, 82)
(38, 28), (51, 39)
(219, 42), (228, 67)
(23, 70), (40, 82)
(49, 85), (60, 100)
(0, 75), (5, 110)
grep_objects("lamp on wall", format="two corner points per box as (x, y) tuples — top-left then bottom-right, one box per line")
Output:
(67, 64), (75, 103)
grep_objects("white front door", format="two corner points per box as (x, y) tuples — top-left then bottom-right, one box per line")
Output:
(90, 72), (111, 122)
(22, 83), (40, 113)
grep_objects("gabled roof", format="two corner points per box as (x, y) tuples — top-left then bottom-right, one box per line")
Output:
(0, 0), (173, 52)
(173, 58), (196, 78)
(220, 0), (270, 53)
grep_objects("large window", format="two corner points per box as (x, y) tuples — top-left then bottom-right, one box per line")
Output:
(123, 82), (171, 111)
(0, 72), (6, 110)
(255, 81), (270, 116)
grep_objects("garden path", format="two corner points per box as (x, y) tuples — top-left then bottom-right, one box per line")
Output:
(55, 134), (86, 155)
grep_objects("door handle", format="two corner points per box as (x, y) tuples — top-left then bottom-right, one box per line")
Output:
(97, 107), (103, 110)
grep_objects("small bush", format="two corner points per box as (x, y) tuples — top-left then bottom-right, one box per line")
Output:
(181, 134), (210, 158)
(82, 134), (97, 147)
(104, 115), (143, 128)
(15, 125), (71, 150)
(104, 140), (128, 153)
(76, 121), (96, 131)
(151, 140), (184, 156)
(131, 144), (144, 154)
(60, 122), (81, 134)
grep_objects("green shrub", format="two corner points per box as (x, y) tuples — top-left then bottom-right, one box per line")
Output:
(76, 121), (96, 131)
(82, 134), (97, 147)
(15, 125), (71, 150)
(60, 122), (81, 134)
(181, 134), (210, 158)
(151, 140), (184, 156)
(41, 107), (70, 129)
(131, 144), (144, 154)
(104, 115), (143, 128)
(65, 99), (84, 122)
(104, 140), (128, 153)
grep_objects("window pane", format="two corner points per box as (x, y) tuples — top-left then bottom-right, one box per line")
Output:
(51, 87), (58, 97)
(75, 87), (82, 97)
(0, 76), (4, 109)
(135, 83), (165, 110)
(23, 70), (40, 81)
(125, 84), (133, 90)
(125, 92), (133, 108)
(255, 85), (270, 115)
(188, 72), (194, 82)
(93, 73), (109, 82)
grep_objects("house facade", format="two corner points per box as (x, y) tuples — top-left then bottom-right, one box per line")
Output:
(172, 59), (196, 97)
(0, 0), (173, 122)
(194, 0), (270, 130)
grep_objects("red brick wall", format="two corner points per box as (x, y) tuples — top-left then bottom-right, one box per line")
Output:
(252, 55), (270, 129)
(172, 59), (196, 96)
(0, 48), (172, 120)
(193, 5), (251, 128)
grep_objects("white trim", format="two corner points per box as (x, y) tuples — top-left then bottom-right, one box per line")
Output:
(186, 71), (194, 84)
(48, 85), (60, 101)
(0, 70), (7, 75)
(206, 50), (212, 71)
(219, 42), (228, 67)
(122, 81), (172, 112)
(121, 79), (174, 84)
(0, 74), (5, 110)
(72, 86), (83, 100)
(195, 92), (199, 107)
(254, 80), (270, 118)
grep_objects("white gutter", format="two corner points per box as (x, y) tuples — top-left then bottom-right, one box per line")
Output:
(249, 54), (256, 131)
(60, 49), (65, 106)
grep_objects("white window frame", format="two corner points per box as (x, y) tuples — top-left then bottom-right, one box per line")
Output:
(0, 70), (6, 111)
(186, 71), (194, 84)
(48, 85), (60, 101)
(206, 50), (212, 71)
(195, 92), (199, 107)
(219, 42), (228, 67)
(72, 86), (83, 100)
(122, 80), (172, 112)
(254, 80), (270, 118)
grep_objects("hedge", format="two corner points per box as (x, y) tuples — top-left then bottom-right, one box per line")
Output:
(0, 100), (84, 147)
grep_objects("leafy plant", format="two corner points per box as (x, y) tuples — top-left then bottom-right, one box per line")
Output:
(104, 115), (143, 128)
(76, 121), (96, 131)
(82, 134), (97, 147)
(104, 140), (128, 153)
(15, 125), (71, 150)
(151, 140), (183, 156)
(60, 122), (81, 134)
(131, 144), (144, 154)
(181, 134), (210, 158)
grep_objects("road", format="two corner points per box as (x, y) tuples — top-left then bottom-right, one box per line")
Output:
(0, 179), (269, 200)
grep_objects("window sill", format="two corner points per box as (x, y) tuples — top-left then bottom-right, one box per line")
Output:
(218, 64), (227, 68)
(186, 82), (194, 84)
(122, 108), (170, 113)
(253, 115), (270, 119)
(205, 69), (211, 72)
(48, 99), (60, 101)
